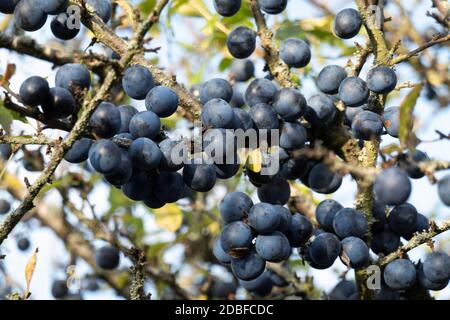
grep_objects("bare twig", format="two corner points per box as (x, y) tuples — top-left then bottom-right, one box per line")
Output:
(129, 249), (150, 300)
(2, 94), (80, 133)
(0, 32), (116, 75)
(0, 134), (59, 147)
(391, 33), (450, 65)
(431, 0), (449, 20)
(354, 0), (391, 300)
(309, 0), (333, 16)
(351, 42), (372, 76)
(290, 145), (380, 183)
(266, 263), (321, 299)
(379, 219), (450, 266)
(394, 81), (422, 91)
(130, 0), (170, 50)
(34, 203), (130, 298)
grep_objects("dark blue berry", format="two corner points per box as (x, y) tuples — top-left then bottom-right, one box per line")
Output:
(367, 66), (397, 94)
(117, 105), (138, 134)
(129, 111), (161, 140)
(333, 208), (368, 239)
(200, 78), (233, 104)
(339, 77), (369, 107)
(95, 245), (120, 270)
(88, 139), (121, 174)
(89, 102), (121, 138)
(374, 168), (411, 205)
(122, 65), (154, 100)
(280, 38), (311, 68)
(383, 259), (416, 290)
(352, 110), (384, 140)
(19, 76), (50, 107)
(183, 164), (217, 192)
(245, 78), (278, 107)
(255, 231), (291, 262)
(129, 137), (161, 170)
(248, 203), (280, 234)
(213, 0), (241, 17)
(317, 65), (348, 95)
(145, 86), (179, 118)
(227, 26), (256, 59)
(220, 191), (253, 224)
(333, 8), (362, 39)
(55, 63), (91, 93)
(14, 0), (47, 32)
(42, 87), (76, 118)
(273, 88), (306, 121)
(230, 59), (254, 82)
(64, 138), (93, 163)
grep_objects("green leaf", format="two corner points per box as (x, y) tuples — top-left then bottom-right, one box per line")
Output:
(147, 242), (170, 258)
(108, 186), (134, 213)
(121, 213), (145, 239)
(138, 0), (157, 16)
(218, 57), (232, 71)
(160, 114), (178, 129)
(399, 84), (423, 149)
(153, 203), (183, 232)
(0, 100), (27, 132)
(170, 0), (208, 17)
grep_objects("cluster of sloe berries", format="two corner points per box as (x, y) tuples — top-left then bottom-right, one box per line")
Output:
(205, 0), (450, 298)
(2, 0), (450, 299)
(0, 0), (111, 40)
(214, 191), (313, 296)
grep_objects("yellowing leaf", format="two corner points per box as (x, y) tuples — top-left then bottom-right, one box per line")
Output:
(24, 248), (39, 299)
(380, 143), (402, 155)
(246, 148), (262, 173)
(0, 15), (11, 31)
(399, 84), (423, 149)
(0, 172), (25, 196)
(154, 204), (183, 232)
(291, 182), (321, 205)
(114, 0), (138, 30)
(0, 63), (15, 86)
(426, 69), (443, 86)
(207, 221), (220, 235)
(299, 16), (333, 31)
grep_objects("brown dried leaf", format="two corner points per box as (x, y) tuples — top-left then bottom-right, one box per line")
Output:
(24, 247), (39, 299)
(0, 63), (16, 86)
(114, 0), (139, 30)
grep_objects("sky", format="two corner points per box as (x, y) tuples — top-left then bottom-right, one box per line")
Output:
(0, 0), (449, 300)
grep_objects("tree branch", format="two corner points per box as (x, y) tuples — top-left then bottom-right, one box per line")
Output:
(351, 42), (372, 76)
(2, 95), (75, 132)
(379, 219), (450, 266)
(247, 0), (295, 88)
(0, 133), (59, 146)
(72, 0), (201, 120)
(0, 32), (116, 76)
(33, 203), (130, 298)
(129, 249), (149, 300)
(266, 263), (321, 299)
(0, 68), (117, 245)
(290, 145), (379, 183)
(354, 0), (391, 300)
(132, 0), (170, 47)
(391, 33), (450, 65)
(57, 188), (193, 300)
